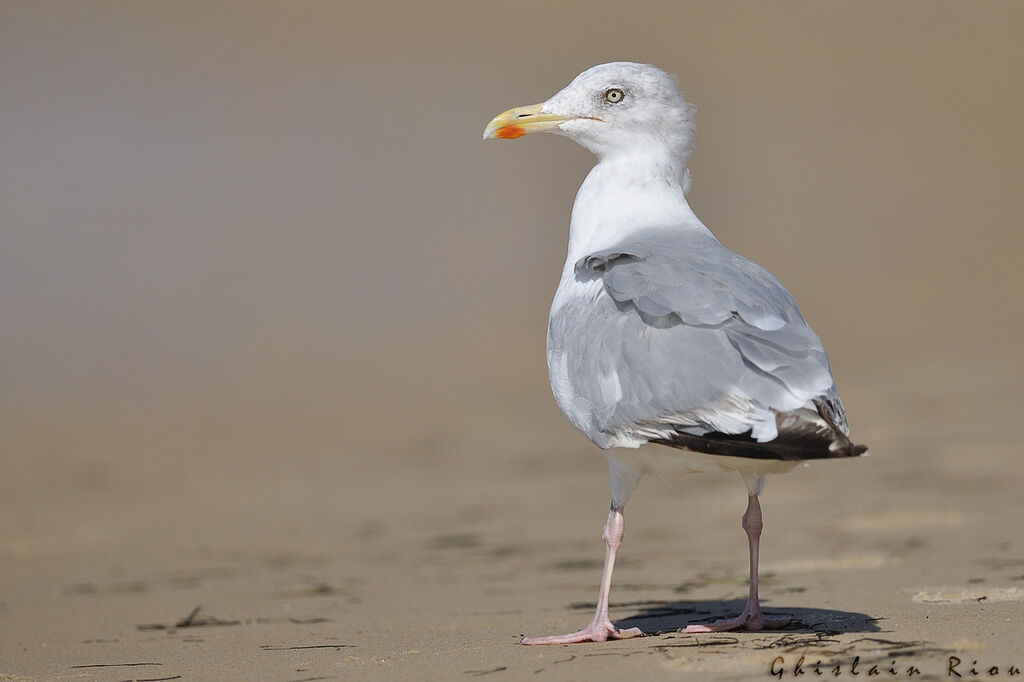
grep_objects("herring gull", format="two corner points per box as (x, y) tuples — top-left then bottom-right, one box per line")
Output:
(483, 62), (866, 645)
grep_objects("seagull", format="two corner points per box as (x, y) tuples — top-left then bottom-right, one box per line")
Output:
(483, 62), (866, 645)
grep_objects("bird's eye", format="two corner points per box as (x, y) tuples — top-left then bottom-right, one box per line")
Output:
(603, 88), (625, 104)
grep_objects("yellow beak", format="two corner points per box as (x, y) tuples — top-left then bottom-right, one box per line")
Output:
(482, 103), (575, 140)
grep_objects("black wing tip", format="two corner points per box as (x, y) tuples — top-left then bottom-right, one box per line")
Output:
(652, 431), (868, 462)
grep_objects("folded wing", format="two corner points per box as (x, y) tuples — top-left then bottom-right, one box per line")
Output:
(557, 228), (863, 459)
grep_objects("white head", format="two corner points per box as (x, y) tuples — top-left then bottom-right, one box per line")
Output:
(484, 62), (696, 168)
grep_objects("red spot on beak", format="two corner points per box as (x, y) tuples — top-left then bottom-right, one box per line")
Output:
(495, 125), (525, 139)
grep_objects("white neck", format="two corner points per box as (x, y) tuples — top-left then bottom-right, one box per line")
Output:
(565, 151), (709, 264)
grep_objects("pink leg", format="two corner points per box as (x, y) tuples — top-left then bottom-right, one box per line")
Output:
(521, 507), (644, 645)
(684, 493), (787, 633)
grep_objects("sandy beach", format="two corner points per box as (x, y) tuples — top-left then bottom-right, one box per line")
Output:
(2, 2), (1023, 680)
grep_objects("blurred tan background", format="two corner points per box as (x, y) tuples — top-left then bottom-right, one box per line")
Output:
(2, 2), (1023, 679)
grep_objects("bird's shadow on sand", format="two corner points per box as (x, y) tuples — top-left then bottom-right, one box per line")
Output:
(610, 599), (881, 635)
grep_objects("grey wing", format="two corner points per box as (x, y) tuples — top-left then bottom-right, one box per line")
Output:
(560, 228), (860, 458)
